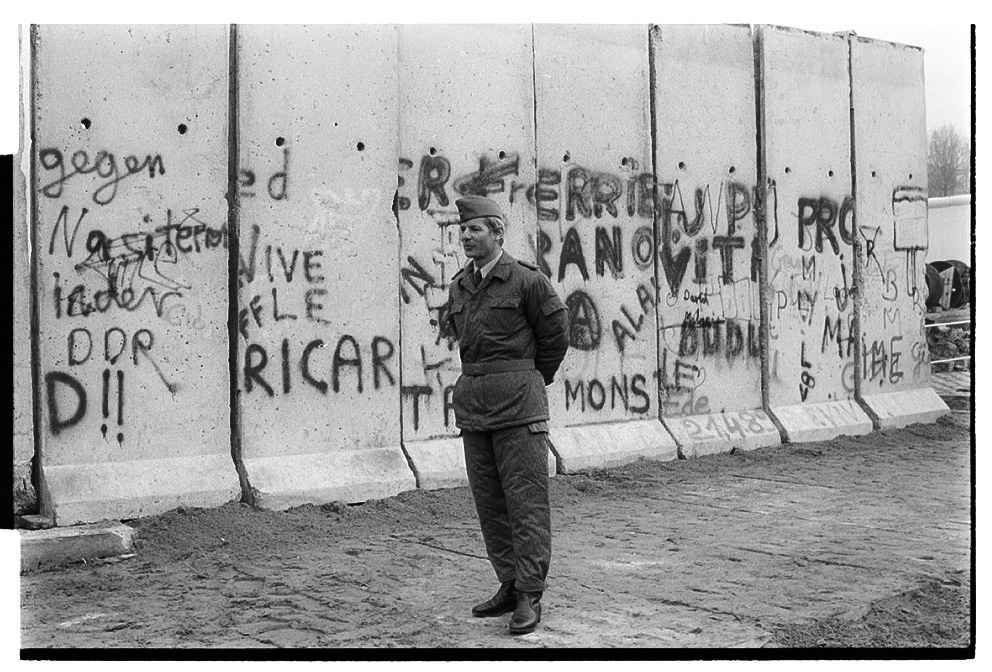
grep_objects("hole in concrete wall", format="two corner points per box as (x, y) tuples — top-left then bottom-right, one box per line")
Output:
(621, 157), (628, 167)
(178, 124), (188, 135)
(80, 118), (91, 130)
(498, 150), (506, 160)
(276, 137), (285, 147)
(429, 147), (437, 156)
(828, 170), (834, 177)
(872, 170), (877, 178)
(678, 161), (686, 170)
(785, 167), (791, 174)
(357, 142), (365, 151)
(563, 152), (571, 163)
(909, 173), (913, 180)
(729, 166), (736, 174)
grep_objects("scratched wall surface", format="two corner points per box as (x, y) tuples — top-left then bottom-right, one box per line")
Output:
(397, 24), (537, 443)
(237, 25), (411, 507)
(533, 24), (656, 428)
(759, 27), (861, 414)
(33, 25), (238, 524)
(651, 25), (767, 428)
(851, 37), (931, 393)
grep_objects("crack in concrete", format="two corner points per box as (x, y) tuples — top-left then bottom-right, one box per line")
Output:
(644, 595), (751, 623)
(737, 546), (884, 572)
(388, 534), (488, 561)
(643, 494), (968, 541)
(729, 473), (841, 489)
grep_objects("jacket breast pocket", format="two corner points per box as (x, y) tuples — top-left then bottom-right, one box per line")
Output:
(485, 295), (525, 339)
(448, 301), (465, 338)
(490, 296), (521, 311)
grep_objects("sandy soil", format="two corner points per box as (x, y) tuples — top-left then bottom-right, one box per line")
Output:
(20, 405), (972, 651)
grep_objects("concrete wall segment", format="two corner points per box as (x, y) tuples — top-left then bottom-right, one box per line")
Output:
(756, 25), (871, 440)
(16, 23), (952, 524)
(32, 25), (238, 523)
(650, 24), (779, 455)
(235, 25), (413, 507)
(651, 25), (764, 415)
(849, 35), (948, 426)
(397, 25), (540, 480)
(533, 24), (677, 469)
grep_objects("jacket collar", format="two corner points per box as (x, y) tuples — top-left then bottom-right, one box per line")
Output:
(459, 250), (515, 291)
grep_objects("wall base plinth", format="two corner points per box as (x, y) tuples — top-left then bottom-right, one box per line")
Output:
(44, 455), (241, 526)
(860, 387), (951, 430)
(665, 410), (782, 458)
(550, 420), (678, 474)
(246, 447), (416, 510)
(768, 400), (874, 443)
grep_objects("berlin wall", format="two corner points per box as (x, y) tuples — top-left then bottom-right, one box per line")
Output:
(235, 25), (413, 509)
(535, 25), (677, 471)
(652, 24), (781, 456)
(849, 35), (947, 428)
(30, 25), (239, 524)
(757, 26), (874, 442)
(17, 24), (950, 525)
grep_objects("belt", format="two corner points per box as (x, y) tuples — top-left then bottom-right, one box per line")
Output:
(461, 359), (535, 376)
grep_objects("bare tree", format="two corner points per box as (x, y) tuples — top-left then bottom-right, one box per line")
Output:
(928, 124), (969, 197)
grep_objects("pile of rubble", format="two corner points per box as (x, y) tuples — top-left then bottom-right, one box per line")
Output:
(926, 322), (971, 373)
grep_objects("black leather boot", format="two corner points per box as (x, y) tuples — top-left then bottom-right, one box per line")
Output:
(508, 591), (542, 635)
(472, 580), (517, 617)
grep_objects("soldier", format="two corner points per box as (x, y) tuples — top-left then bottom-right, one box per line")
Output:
(446, 195), (570, 635)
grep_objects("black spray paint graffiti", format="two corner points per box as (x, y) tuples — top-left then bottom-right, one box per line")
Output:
(402, 152), (661, 224)
(656, 180), (761, 296)
(401, 384), (457, 433)
(46, 326), (177, 445)
(45, 369), (124, 446)
(564, 375), (651, 414)
(561, 352), (717, 418)
(399, 255), (458, 350)
(239, 147), (290, 200)
(237, 225), (336, 337)
(242, 335), (397, 397)
(51, 208), (227, 319)
(39, 147), (165, 206)
(796, 195), (856, 254)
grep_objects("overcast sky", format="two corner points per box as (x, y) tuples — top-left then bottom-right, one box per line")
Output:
(802, 24), (972, 137)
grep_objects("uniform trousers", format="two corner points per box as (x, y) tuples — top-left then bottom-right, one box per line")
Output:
(462, 423), (552, 593)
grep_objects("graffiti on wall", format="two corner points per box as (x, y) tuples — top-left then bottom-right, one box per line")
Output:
(767, 189), (859, 402)
(39, 145), (224, 445)
(855, 184), (929, 389)
(237, 145), (400, 402)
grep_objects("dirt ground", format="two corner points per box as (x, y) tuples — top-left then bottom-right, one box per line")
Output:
(20, 401), (972, 652)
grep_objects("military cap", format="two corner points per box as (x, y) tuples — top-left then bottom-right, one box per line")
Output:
(456, 195), (504, 224)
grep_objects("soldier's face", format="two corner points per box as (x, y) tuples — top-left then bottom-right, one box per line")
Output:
(459, 220), (501, 263)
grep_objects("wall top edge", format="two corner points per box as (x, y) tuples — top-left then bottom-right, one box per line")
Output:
(852, 33), (925, 53)
(928, 194), (972, 208)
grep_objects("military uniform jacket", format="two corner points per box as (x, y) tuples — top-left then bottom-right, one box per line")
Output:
(446, 251), (570, 432)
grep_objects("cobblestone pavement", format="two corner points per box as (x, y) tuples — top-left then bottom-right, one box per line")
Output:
(20, 408), (971, 650)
